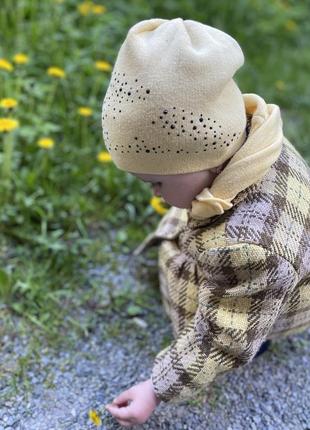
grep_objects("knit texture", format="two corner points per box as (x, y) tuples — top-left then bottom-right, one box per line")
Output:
(133, 135), (310, 403)
(101, 17), (248, 174)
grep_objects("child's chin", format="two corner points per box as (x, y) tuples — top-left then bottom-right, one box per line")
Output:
(170, 201), (191, 210)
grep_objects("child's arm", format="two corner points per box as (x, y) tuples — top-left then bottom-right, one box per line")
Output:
(132, 206), (188, 256)
(150, 242), (297, 404)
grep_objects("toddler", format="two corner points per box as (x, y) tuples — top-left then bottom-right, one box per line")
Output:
(102, 17), (310, 427)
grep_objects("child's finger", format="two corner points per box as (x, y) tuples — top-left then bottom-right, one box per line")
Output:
(112, 390), (132, 406)
(106, 404), (133, 420)
(118, 419), (133, 427)
(113, 399), (130, 407)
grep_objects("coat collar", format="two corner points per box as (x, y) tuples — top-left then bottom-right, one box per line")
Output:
(186, 178), (261, 229)
(186, 113), (254, 229)
(186, 93), (284, 224)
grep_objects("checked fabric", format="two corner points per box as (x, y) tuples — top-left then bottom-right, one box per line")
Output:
(133, 136), (310, 403)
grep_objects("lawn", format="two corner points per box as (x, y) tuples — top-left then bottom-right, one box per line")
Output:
(0, 0), (309, 348)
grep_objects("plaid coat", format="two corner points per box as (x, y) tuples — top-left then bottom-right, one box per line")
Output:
(133, 137), (310, 403)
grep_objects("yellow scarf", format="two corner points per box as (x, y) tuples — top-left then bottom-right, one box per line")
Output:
(188, 93), (284, 220)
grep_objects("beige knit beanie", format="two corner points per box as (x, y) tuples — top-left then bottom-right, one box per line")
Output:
(101, 17), (247, 175)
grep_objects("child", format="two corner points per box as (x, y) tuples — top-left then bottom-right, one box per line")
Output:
(102, 17), (310, 427)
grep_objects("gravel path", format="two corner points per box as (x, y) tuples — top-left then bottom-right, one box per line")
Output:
(1, 253), (309, 429)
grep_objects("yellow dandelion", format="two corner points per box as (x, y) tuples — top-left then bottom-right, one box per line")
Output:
(13, 53), (29, 64)
(275, 80), (285, 91)
(37, 137), (55, 149)
(0, 58), (14, 72)
(95, 60), (112, 72)
(0, 118), (19, 133)
(284, 19), (297, 32)
(78, 1), (93, 15)
(88, 409), (102, 427)
(150, 196), (168, 215)
(47, 66), (66, 78)
(0, 98), (18, 109)
(97, 150), (112, 163)
(92, 4), (107, 14)
(78, 107), (93, 117)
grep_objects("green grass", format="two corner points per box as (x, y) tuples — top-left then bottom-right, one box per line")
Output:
(0, 0), (309, 349)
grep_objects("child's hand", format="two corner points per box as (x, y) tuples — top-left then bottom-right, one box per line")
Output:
(105, 378), (161, 427)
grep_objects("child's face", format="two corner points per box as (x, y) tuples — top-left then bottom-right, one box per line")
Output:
(131, 167), (221, 209)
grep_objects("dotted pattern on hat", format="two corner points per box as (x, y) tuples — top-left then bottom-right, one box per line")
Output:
(102, 71), (248, 156)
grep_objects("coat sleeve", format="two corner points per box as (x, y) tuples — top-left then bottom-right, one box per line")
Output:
(150, 242), (297, 403)
(132, 206), (188, 256)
